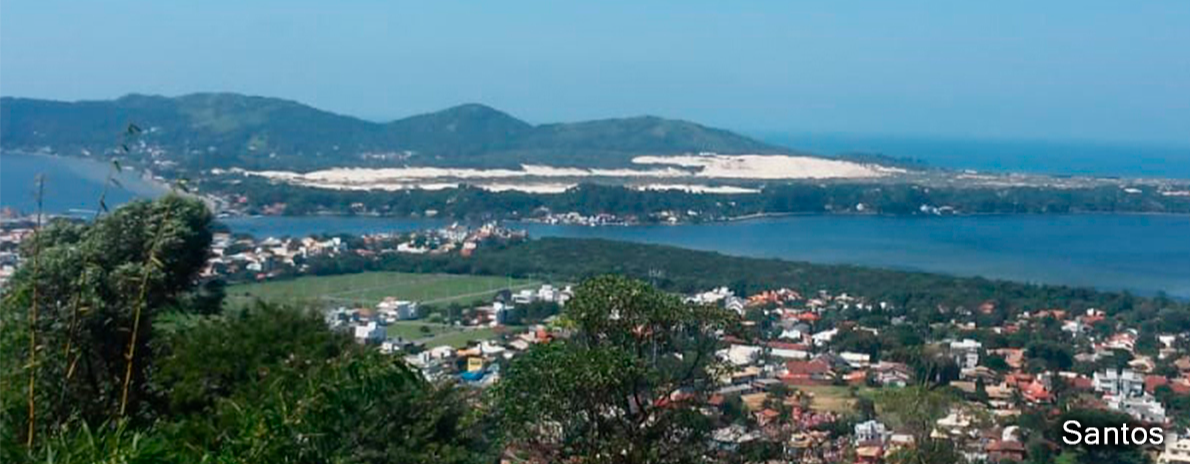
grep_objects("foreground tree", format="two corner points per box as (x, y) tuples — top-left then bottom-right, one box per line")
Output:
(876, 385), (959, 464)
(1, 195), (212, 451)
(156, 303), (492, 463)
(492, 275), (734, 462)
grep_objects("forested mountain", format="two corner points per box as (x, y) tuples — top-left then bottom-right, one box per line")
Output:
(0, 93), (789, 170)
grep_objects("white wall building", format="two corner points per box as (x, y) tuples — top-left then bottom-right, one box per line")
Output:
(1105, 394), (1167, 424)
(949, 339), (982, 369)
(1160, 434), (1190, 464)
(854, 420), (889, 445)
(378, 298), (419, 321)
(354, 321), (385, 344)
(718, 344), (762, 366)
(1094, 368), (1145, 398)
(841, 351), (872, 368)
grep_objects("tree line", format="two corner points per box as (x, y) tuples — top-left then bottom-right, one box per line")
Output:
(206, 177), (1190, 220)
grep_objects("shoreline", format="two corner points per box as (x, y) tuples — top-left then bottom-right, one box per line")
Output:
(213, 208), (1190, 228)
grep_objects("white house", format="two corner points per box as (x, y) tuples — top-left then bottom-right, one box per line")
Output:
(1094, 368), (1145, 398)
(1105, 394), (1167, 424)
(719, 344), (762, 366)
(378, 298), (419, 321)
(949, 339), (982, 369)
(812, 328), (839, 346)
(1159, 434), (1190, 464)
(769, 343), (811, 360)
(513, 289), (536, 304)
(537, 284), (558, 302)
(354, 321), (385, 344)
(724, 296), (746, 315)
(854, 420), (889, 445)
(690, 287), (733, 305)
(841, 351), (872, 368)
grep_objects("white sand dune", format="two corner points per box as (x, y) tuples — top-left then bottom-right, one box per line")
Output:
(235, 153), (900, 193)
(632, 154), (898, 179)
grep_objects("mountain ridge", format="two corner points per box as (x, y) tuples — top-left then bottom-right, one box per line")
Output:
(1, 92), (793, 171)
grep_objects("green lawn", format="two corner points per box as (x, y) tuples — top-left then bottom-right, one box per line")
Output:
(798, 385), (880, 413)
(385, 321), (456, 340)
(384, 320), (524, 348)
(226, 272), (539, 309)
(227, 272), (538, 349)
(422, 327), (517, 348)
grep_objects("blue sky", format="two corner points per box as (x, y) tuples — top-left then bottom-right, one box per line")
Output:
(2, 0), (1188, 145)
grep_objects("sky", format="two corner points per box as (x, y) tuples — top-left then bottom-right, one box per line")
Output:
(2, 0), (1189, 146)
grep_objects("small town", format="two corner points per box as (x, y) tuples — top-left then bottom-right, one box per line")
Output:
(3, 209), (1190, 463)
(330, 283), (1190, 462)
(4, 211), (1190, 462)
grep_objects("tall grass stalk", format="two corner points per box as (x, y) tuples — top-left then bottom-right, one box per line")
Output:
(62, 158), (125, 381)
(118, 194), (174, 417)
(26, 175), (45, 447)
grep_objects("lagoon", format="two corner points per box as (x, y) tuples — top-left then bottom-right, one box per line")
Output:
(5, 152), (1189, 298)
(221, 214), (1190, 298)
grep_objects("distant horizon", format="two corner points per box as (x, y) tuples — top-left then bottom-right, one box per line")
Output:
(4, 1), (1189, 147)
(5, 90), (1190, 152)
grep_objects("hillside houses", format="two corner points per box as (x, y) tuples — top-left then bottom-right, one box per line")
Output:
(200, 223), (525, 283)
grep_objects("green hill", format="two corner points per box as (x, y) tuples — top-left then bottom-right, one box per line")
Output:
(1, 93), (791, 171)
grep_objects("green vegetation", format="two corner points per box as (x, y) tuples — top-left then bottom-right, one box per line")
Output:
(0, 197), (488, 462)
(382, 321), (520, 348)
(876, 386), (960, 463)
(422, 327), (510, 348)
(384, 320), (456, 340)
(493, 275), (735, 462)
(1, 93), (783, 171)
(213, 176), (1190, 219)
(2, 193), (1185, 463)
(225, 271), (538, 308)
(1, 195), (214, 442)
(799, 385), (878, 413)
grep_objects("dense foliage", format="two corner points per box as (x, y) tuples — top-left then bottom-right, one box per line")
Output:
(209, 178), (1190, 219)
(1, 195), (213, 439)
(493, 275), (735, 462)
(0, 197), (487, 462)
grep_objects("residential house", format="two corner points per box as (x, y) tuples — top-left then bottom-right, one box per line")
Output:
(720, 344), (762, 366)
(840, 351), (872, 368)
(377, 297), (419, 321)
(1094, 369), (1145, 398)
(767, 341), (811, 360)
(353, 321), (385, 344)
(854, 420), (890, 445)
(1105, 395), (1167, 424)
(872, 361), (912, 387)
(1159, 434), (1190, 464)
(949, 339), (982, 369)
(782, 359), (833, 385)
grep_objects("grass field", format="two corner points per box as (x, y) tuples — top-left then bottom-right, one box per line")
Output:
(384, 321), (523, 348)
(798, 385), (879, 413)
(226, 272), (540, 309)
(385, 321), (457, 340)
(422, 327), (510, 348)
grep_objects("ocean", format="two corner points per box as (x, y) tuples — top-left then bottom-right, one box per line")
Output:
(758, 133), (1190, 179)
